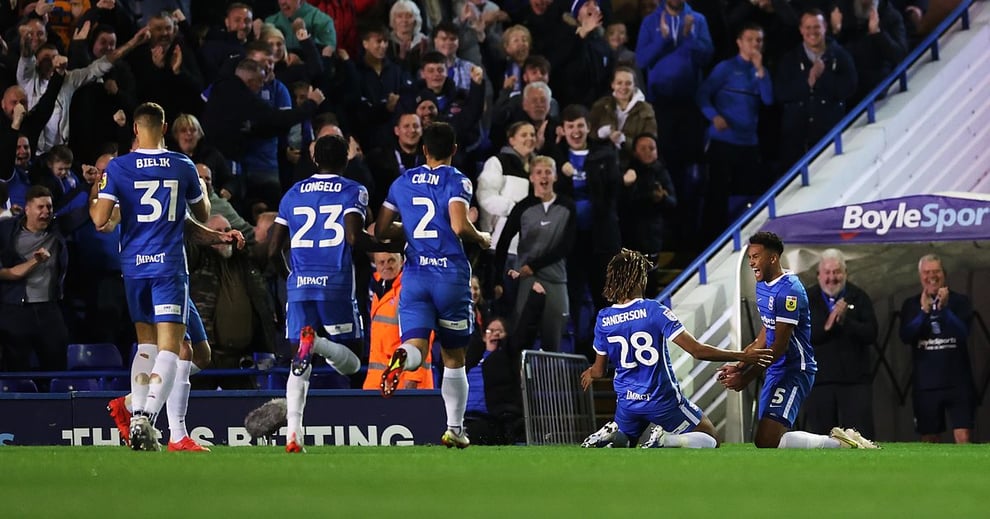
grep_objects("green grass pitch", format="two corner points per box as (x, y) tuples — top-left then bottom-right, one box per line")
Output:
(1, 443), (987, 517)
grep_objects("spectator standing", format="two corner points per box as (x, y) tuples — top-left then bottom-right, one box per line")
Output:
(266, 0), (337, 53)
(899, 253), (975, 443)
(495, 155), (576, 352)
(636, 0), (713, 257)
(696, 22), (773, 244)
(618, 133), (677, 298)
(804, 248), (878, 438)
(197, 2), (255, 85)
(388, 0), (429, 73)
(188, 214), (278, 390)
(774, 10), (857, 172)
(552, 104), (623, 359)
(547, 0), (611, 109)
(829, 0), (907, 103)
(589, 65), (658, 168)
(353, 24), (412, 156)
(0, 186), (69, 378)
(363, 252), (434, 391)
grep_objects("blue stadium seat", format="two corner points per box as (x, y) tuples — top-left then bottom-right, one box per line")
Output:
(308, 371), (350, 389)
(66, 343), (123, 370)
(1, 379), (38, 392)
(49, 378), (102, 392)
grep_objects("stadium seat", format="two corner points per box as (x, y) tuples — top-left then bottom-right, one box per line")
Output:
(0, 379), (38, 393)
(49, 378), (102, 392)
(66, 343), (123, 370)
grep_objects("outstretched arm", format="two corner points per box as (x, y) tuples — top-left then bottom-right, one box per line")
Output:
(672, 330), (773, 365)
(581, 353), (609, 391)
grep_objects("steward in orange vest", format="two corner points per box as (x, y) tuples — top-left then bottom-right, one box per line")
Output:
(363, 253), (433, 389)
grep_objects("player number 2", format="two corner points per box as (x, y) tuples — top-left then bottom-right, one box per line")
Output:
(134, 180), (179, 222)
(412, 197), (438, 239)
(291, 205), (344, 248)
(608, 331), (658, 368)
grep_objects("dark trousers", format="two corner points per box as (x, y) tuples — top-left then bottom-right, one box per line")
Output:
(802, 382), (874, 438)
(567, 237), (614, 361)
(0, 302), (68, 373)
(702, 140), (766, 247)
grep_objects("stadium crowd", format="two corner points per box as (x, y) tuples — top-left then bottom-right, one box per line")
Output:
(0, 0), (950, 444)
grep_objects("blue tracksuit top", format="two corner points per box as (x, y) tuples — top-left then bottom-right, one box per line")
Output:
(635, 2), (714, 100)
(696, 55), (773, 146)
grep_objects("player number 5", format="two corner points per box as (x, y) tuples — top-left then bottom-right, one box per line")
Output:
(608, 331), (659, 368)
(291, 204), (344, 248)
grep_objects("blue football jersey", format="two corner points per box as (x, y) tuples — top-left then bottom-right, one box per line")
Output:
(593, 298), (689, 412)
(755, 271), (817, 375)
(383, 164), (473, 284)
(276, 173), (368, 302)
(98, 149), (203, 278)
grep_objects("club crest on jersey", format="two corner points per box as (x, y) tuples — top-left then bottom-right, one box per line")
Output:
(462, 178), (473, 195)
(785, 295), (797, 311)
(768, 297), (774, 311)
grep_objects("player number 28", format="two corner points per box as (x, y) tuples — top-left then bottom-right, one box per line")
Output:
(291, 204), (344, 248)
(608, 331), (659, 368)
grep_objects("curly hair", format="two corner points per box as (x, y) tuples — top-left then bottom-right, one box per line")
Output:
(602, 248), (652, 303)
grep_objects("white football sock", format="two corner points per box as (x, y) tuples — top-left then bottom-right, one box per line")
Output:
(285, 365), (311, 442)
(145, 350), (179, 418)
(313, 337), (360, 375)
(399, 343), (423, 371)
(441, 366), (468, 432)
(166, 359), (192, 442)
(778, 430), (841, 448)
(130, 343), (157, 413)
(124, 394), (132, 413)
(664, 432), (717, 448)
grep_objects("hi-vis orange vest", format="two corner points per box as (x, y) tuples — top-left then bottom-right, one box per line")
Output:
(362, 271), (434, 390)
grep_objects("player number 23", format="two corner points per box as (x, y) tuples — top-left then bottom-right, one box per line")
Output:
(608, 331), (659, 368)
(291, 205), (344, 248)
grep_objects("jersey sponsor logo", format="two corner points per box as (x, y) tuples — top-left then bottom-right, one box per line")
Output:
(299, 181), (343, 193)
(418, 256), (449, 268)
(842, 202), (989, 236)
(296, 275), (329, 287)
(785, 295), (797, 311)
(918, 337), (957, 350)
(412, 172), (440, 185)
(539, 220), (552, 226)
(154, 304), (182, 316)
(624, 389), (651, 401)
(324, 323), (354, 335)
(600, 308), (648, 327)
(135, 252), (166, 266)
(438, 318), (469, 331)
(135, 157), (171, 168)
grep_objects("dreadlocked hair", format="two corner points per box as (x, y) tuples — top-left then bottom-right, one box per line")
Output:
(602, 248), (652, 303)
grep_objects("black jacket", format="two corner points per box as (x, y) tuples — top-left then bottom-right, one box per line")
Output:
(552, 141), (623, 254)
(807, 281), (878, 385)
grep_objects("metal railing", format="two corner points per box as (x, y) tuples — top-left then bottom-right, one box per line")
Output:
(520, 350), (595, 445)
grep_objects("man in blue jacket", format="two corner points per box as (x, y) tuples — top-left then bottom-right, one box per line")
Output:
(635, 0), (713, 255)
(696, 22), (773, 245)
